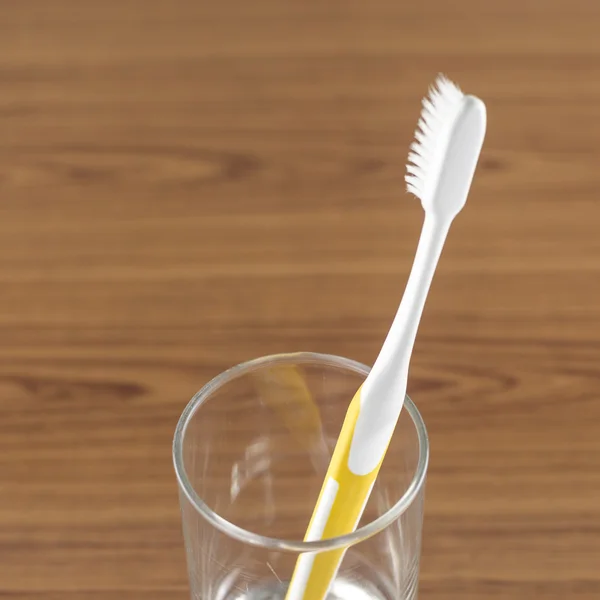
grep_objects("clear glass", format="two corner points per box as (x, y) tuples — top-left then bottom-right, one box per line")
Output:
(173, 352), (429, 600)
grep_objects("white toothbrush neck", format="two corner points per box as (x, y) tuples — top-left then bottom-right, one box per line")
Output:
(348, 213), (451, 476)
(371, 213), (450, 384)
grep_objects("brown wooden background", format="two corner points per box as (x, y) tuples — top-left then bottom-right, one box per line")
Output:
(2, 1), (600, 598)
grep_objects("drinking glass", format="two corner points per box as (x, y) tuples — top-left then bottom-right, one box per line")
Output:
(173, 352), (429, 599)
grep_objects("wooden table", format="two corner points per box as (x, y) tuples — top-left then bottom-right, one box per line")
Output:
(2, 1), (599, 598)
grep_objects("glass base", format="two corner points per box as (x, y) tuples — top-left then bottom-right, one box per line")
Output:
(225, 578), (390, 600)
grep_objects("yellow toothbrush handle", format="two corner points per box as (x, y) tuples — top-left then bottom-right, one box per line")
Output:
(286, 387), (385, 600)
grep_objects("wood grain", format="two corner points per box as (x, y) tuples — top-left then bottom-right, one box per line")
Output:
(1, 0), (600, 598)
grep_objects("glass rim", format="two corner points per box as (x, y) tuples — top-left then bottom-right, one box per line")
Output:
(172, 352), (429, 552)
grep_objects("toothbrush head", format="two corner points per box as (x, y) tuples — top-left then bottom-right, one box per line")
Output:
(406, 75), (487, 219)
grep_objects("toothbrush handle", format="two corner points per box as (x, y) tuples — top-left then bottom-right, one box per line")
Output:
(371, 215), (450, 380)
(287, 217), (452, 600)
(285, 387), (384, 600)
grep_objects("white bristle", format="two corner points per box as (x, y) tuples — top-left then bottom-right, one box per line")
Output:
(406, 75), (465, 203)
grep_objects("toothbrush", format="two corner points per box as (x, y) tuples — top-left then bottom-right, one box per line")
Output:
(285, 75), (487, 600)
